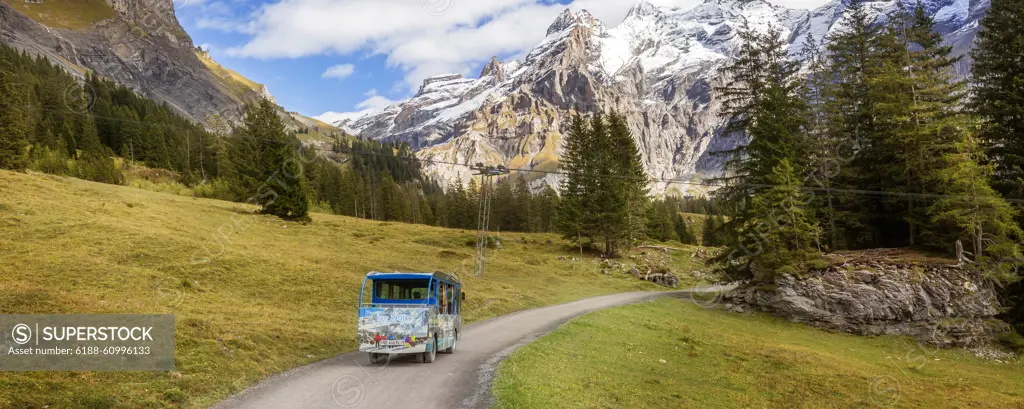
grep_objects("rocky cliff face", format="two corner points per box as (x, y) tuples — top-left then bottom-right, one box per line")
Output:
(722, 250), (1007, 347)
(340, 0), (988, 194)
(0, 0), (259, 125)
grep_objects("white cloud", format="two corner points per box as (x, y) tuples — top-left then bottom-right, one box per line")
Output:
(322, 63), (356, 79)
(227, 0), (709, 88)
(315, 89), (399, 126)
(188, 1), (259, 33)
(174, 0), (212, 8)
(228, 0), (831, 90)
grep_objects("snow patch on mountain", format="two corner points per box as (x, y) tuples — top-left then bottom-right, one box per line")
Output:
(330, 0), (987, 195)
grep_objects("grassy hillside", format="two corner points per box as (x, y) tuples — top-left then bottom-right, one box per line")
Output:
(0, 170), (681, 408)
(1, 0), (116, 30)
(195, 50), (263, 102)
(289, 112), (344, 143)
(195, 50), (343, 143)
(495, 297), (1023, 409)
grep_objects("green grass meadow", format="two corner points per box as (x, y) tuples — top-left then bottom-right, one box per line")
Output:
(0, 170), (672, 408)
(494, 297), (1023, 409)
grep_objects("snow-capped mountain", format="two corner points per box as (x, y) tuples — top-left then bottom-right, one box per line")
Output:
(337, 0), (988, 195)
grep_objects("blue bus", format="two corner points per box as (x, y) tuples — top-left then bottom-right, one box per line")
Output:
(357, 271), (463, 364)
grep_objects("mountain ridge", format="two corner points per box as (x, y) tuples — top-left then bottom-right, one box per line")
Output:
(0, 0), (251, 125)
(333, 0), (987, 195)
(0, 0), (338, 137)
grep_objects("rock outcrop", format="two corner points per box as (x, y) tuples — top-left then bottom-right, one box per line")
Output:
(723, 250), (1007, 347)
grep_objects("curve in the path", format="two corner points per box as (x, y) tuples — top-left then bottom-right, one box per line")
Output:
(212, 286), (731, 409)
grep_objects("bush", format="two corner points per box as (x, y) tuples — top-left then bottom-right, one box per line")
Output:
(29, 145), (124, 185)
(28, 145), (71, 175)
(73, 152), (124, 185)
(997, 331), (1024, 355)
(129, 178), (235, 201)
(309, 200), (334, 215)
(191, 179), (234, 201)
(464, 236), (498, 248)
(129, 179), (192, 196)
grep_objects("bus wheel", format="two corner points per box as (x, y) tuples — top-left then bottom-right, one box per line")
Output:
(423, 337), (437, 363)
(443, 331), (457, 354)
(369, 353), (385, 364)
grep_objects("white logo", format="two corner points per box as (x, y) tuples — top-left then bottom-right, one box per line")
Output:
(422, 0), (454, 16)
(331, 375), (364, 407)
(12, 324), (31, 345)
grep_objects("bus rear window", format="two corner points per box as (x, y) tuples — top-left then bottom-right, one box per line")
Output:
(373, 280), (430, 301)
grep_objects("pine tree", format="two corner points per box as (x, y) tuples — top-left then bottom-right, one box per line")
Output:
(800, 32), (842, 250)
(0, 58), (30, 170)
(646, 201), (676, 242)
(928, 125), (1021, 263)
(823, 0), (890, 247)
(378, 170), (401, 221)
(556, 112), (648, 257)
(492, 179), (516, 231)
(973, 0), (1024, 200)
(675, 215), (699, 245)
(862, 7), (924, 246)
(702, 215), (727, 247)
(710, 24), (819, 280)
(229, 98), (310, 220)
(511, 176), (532, 232)
(532, 184), (559, 233)
(590, 113), (629, 256)
(556, 114), (593, 253)
(607, 113), (649, 247)
(740, 159), (823, 282)
(900, 4), (979, 246)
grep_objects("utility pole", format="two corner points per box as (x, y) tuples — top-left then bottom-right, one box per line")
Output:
(197, 131), (207, 182)
(471, 163), (509, 278)
(185, 131), (190, 176)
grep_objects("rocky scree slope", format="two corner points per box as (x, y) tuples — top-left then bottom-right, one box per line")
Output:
(340, 0), (988, 194)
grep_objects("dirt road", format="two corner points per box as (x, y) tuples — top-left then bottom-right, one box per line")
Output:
(213, 287), (726, 409)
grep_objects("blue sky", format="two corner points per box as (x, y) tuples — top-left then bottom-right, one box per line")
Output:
(173, 0), (829, 122)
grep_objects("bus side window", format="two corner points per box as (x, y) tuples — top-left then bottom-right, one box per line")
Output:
(455, 288), (461, 314)
(447, 286), (454, 314)
(435, 281), (442, 311)
(440, 282), (447, 313)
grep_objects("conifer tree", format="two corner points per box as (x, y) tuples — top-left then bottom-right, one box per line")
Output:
(556, 115), (593, 253)
(556, 113), (648, 257)
(928, 125), (1021, 262)
(646, 201), (676, 242)
(675, 215), (699, 245)
(607, 113), (649, 247)
(511, 176), (532, 231)
(229, 98), (310, 220)
(742, 159), (822, 281)
(972, 0), (1024, 200)
(800, 32), (842, 250)
(823, 0), (889, 247)
(710, 24), (819, 280)
(534, 184), (560, 233)
(900, 3), (977, 246)
(702, 215), (727, 247)
(0, 58), (29, 170)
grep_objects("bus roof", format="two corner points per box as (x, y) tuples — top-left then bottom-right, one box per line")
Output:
(364, 271), (461, 284)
